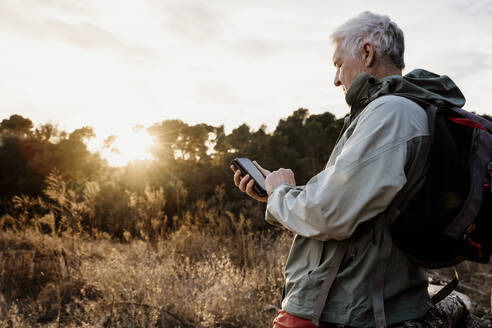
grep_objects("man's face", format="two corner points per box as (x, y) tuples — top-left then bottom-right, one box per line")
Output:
(332, 43), (365, 94)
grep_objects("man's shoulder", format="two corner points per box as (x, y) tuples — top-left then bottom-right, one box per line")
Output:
(367, 95), (425, 115)
(351, 95), (430, 139)
(363, 95), (428, 129)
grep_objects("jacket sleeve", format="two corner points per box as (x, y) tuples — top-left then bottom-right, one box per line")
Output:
(265, 96), (429, 241)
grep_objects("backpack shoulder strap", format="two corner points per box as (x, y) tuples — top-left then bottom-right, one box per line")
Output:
(311, 240), (350, 327)
(430, 269), (460, 305)
(372, 206), (400, 328)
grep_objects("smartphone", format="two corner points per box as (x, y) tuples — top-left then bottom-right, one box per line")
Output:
(231, 157), (267, 197)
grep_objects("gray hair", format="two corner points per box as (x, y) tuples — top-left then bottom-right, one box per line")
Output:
(330, 11), (405, 69)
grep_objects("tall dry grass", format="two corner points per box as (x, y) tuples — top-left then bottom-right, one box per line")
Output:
(0, 217), (291, 327)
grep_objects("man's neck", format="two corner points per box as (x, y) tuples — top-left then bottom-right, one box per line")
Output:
(370, 66), (402, 79)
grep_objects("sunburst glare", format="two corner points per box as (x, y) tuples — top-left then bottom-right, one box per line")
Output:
(87, 126), (154, 167)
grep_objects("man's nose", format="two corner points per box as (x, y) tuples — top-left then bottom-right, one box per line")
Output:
(334, 72), (341, 87)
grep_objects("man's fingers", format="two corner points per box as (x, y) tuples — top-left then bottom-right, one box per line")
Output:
(245, 179), (255, 197)
(246, 179), (268, 203)
(238, 174), (250, 192)
(233, 169), (242, 187)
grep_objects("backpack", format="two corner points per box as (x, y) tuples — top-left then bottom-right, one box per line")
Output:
(371, 97), (492, 328)
(391, 96), (492, 268)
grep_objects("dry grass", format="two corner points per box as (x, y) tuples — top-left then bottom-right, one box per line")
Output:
(0, 225), (291, 328)
(1, 226), (491, 327)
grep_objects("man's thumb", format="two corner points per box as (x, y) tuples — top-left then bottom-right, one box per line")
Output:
(253, 161), (271, 177)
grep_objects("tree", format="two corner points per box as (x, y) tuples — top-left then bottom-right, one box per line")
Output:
(0, 115), (33, 138)
(34, 123), (60, 143)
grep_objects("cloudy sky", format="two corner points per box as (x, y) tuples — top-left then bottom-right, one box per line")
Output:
(1, 0), (492, 152)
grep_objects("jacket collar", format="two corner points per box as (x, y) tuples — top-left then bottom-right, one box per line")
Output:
(344, 69), (466, 123)
(344, 73), (379, 122)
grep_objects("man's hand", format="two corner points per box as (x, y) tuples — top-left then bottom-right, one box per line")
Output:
(230, 161), (271, 203)
(265, 168), (296, 195)
(231, 161), (296, 202)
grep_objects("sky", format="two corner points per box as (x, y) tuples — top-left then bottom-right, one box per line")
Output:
(1, 0), (492, 163)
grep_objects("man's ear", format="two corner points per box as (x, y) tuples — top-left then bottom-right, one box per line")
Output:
(362, 43), (375, 67)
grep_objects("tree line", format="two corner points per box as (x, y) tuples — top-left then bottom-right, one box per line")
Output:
(1, 109), (490, 239)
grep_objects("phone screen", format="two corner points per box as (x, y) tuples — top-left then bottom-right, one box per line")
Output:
(235, 158), (266, 191)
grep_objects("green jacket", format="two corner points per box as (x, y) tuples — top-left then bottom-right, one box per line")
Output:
(265, 69), (466, 327)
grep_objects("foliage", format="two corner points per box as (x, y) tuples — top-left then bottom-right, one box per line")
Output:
(0, 109), (345, 235)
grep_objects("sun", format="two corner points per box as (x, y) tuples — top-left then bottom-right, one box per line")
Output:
(88, 127), (155, 167)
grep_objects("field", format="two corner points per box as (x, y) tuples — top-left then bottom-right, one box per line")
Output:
(0, 223), (292, 327)
(1, 223), (491, 327)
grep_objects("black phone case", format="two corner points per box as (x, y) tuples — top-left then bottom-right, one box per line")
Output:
(231, 158), (267, 197)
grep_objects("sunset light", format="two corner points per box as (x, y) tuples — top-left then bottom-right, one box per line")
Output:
(87, 127), (154, 167)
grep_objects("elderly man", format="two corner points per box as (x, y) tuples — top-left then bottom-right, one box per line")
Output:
(232, 11), (467, 328)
